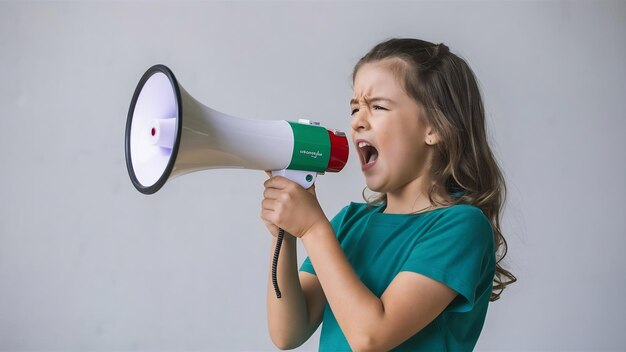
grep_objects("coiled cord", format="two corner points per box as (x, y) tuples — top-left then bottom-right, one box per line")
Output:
(271, 228), (285, 298)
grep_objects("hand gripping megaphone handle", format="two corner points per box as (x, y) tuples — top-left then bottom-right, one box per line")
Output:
(269, 169), (317, 299)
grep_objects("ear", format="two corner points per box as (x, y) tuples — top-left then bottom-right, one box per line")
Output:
(425, 127), (440, 146)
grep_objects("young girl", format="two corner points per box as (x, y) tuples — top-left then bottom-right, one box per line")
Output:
(261, 38), (516, 351)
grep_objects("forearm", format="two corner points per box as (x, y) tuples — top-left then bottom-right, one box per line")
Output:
(301, 222), (384, 349)
(266, 234), (309, 349)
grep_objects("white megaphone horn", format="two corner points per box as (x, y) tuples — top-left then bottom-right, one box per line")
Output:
(125, 64), (349, 194)
(124, 64), (349, 299)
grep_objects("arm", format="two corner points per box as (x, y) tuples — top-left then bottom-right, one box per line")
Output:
(301, 222), (458, 351)
(261, 176), (458, 351)
(266, 233), (327, 350)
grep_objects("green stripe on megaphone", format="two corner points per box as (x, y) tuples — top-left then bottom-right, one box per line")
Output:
(287, 121), (331, 173)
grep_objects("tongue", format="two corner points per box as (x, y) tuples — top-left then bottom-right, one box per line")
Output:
(367, 149), (379, 164)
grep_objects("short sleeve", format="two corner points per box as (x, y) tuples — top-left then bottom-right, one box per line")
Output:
(299, 205), (351, 275)
(400, 206), (495, 313)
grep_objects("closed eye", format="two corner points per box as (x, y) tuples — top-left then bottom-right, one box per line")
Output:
(351, 105), (388, 116)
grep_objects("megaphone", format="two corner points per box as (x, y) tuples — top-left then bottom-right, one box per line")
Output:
(125, 65), (350, 299)
(125, 64), (349, 195)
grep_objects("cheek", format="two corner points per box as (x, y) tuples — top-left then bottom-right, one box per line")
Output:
(384, 125), (420, 152)
(384, 134), (426, 169)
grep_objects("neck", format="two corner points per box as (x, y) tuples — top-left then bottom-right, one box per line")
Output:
(383, 174), (434, 214)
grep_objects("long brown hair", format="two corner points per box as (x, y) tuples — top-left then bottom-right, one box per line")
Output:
(353, 38), (516, 301)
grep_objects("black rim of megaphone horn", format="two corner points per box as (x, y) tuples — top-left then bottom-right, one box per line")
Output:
(125, 64), (183, 195)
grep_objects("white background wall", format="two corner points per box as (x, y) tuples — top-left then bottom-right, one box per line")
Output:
(1, 1), (624, 351)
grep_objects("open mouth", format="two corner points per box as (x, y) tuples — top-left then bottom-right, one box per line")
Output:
(357, 140), (379, 168)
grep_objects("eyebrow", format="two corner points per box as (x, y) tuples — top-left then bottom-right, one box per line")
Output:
(349, 96), (394, 106)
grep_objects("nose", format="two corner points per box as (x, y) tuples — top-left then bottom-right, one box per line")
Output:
(351, 108), (370, 132)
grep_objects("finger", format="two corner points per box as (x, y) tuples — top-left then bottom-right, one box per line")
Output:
(274, 176), (304, 191)
(263, 176), (280, 189)
(263, 187), (285, 198)
(263, 219), (279, 233)
(261, 198), (279, 212)
(267, 224), (280, 237)
(260, 208), (277, 224)
(263, 187), (283, 200)
(264, 175), (290, 190)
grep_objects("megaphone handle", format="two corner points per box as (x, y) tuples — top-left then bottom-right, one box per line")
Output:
(271, 169), (317, 189)
(272, 228), (285, 299)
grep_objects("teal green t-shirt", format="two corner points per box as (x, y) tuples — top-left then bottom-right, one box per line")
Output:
(299, 202), (496, 352)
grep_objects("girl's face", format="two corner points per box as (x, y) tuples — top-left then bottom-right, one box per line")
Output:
(350, 60), (435, 194)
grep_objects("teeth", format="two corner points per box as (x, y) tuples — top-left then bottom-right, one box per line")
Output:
(358, 141), (371, 148)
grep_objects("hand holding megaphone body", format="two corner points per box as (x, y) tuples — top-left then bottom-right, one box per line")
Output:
(125, 65), (349, 298)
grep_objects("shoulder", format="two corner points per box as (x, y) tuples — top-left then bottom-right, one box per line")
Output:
(427, 204), (494, 244)
(437, 203), (485, 216)
(435, 204), (491, 227)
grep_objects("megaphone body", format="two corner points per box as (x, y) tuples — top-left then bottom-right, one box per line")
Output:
(125, 65), (349, 194)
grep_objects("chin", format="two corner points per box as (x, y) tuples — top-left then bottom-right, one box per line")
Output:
(364, 178), (387, 194)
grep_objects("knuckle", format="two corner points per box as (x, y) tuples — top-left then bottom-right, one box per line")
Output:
(286, 182), (297, 191)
